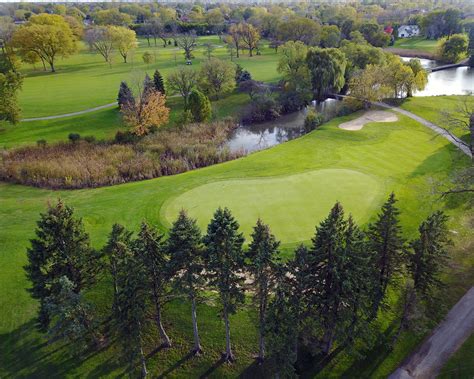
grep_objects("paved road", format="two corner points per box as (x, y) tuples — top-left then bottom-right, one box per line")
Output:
(389, 287), (474, 379)
(21, 102), (118, 122)
(374, 102), (472, 157)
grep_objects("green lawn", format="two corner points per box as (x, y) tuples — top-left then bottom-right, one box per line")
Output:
(17, 36), (280, 118)
(393, 37), (439, 54)
(1, 109), (472, 377)
(399, 95), (474, 143)
(0, 92), (249, 148)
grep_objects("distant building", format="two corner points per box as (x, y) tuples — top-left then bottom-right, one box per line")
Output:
(398, 25), (420, 38)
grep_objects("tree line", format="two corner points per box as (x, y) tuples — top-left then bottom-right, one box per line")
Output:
(25, 194), (451, 377)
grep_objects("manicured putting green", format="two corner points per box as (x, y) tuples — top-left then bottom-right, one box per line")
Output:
(164, 168), (381, 243)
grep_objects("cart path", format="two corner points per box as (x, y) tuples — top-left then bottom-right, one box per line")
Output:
(21, 102), (118, 122)
(389, 287), (474, 379)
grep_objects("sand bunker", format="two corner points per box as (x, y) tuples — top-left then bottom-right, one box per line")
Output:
(338, 110), (398, 131)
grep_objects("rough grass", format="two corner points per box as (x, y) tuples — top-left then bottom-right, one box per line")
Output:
(0, 110), (472, 378)
(399, 95), (474, 143)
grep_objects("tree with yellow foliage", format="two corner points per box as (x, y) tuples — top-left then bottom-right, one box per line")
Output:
(121, 78), (169, 136)
(109, 26), (137, 63)
(12, 14), (77, 72)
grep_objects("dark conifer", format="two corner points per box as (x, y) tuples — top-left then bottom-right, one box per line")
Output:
(134, 221), (171, 348)
(247, 219), (280, 362)
(153, 69), (166, 94)
(25, 200), (99, 330)
(367, 193), (404, 314)
(167, 210), (204, 354)
(117, 81), (134, 110)
(203, 207), (245, 362)
(143, 74), (154, 97)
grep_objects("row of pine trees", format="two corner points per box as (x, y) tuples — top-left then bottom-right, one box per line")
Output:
(25, 194), (450, 378)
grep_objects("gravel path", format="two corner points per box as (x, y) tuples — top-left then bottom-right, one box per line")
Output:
(389, 287), (474, 379)
(21, 102), (118, 122)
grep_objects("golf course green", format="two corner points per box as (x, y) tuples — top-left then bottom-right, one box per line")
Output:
(164, 168), (381, 242)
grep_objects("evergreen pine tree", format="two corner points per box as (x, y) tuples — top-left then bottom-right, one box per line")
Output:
(266, 265), (298, 379)
(25, 200), (99, 330)
(308, 202), (347, 354)
(153, 69), (166, 94)
(203, 207), (245, 362)
(112, 232), (149, 378)
(134, 222), (171, 348)
(167, 210), (204, 354)
(247, 219), (280, 362)
(44, 276), (100, 349)
(143, 74), (154, 97)
(395, 211), (450, 342)
(117, 81), (134, 110)
(188, 89), (212, 122)
(102, 223), (133, 314)
(407, 211), (450, 298)
(367, 193), (404, 314)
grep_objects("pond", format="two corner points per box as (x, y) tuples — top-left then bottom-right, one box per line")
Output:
(227, 99), (339, 153)
(227, 59), (472, 153)
(401, 56), (474, 96)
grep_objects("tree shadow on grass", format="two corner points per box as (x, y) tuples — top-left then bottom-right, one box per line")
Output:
(198, 356), (225, 379)
(157, 351), (195, 378)
(0, 319), (121, 379)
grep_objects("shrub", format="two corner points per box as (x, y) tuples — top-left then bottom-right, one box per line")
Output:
(279, 89), (312, 114)
(241, 92), (281, 123)
(235, 64), (252, 83)
(84, 135), (96, 143)
(304, 109), (325, 132)
(68, 133), (81, 143)
(188, 89), (212, 122)
(437, 34), (469, 63)
(36, 139), (47, 147)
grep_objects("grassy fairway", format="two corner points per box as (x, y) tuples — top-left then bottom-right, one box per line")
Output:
(399, 95), (474, 143)
(1, 109), (472, 377)
(164, 169), (382, 242)
(17, 36), (279, 118)
(393, 37), (439, 53)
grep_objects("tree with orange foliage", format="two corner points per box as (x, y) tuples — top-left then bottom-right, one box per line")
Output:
(121, 88), (169, 136)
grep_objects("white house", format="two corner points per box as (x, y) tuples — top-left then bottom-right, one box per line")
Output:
(398, 25), (420, 38)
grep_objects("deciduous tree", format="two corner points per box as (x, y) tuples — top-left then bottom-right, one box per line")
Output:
(110, 25), (137, 63)
(239, 23), (260, 57)
(198, 58), (236, 99)
(167, 66), (197, 107)
(12, 13), (77, 72)
(176, 32), (197, 60)
(306, 47), (346, 101)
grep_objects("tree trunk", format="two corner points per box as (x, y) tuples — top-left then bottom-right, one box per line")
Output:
(258, 286), (267, 363)
(138, 324), (148, 378)
(469, 112), (474, 159)
(236, 47), (240, 58)
(223, 306), (234, 362)
(123, 55), (127, 63)
(49, 61), (55, 73)
(191, 295), (202, 354)
(154, 296), (171, 347)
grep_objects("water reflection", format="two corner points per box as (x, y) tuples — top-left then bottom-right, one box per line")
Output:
(415, 67), (474, 96)
(227, 99), (339, 153)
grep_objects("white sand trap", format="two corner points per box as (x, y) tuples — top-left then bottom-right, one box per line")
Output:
(338, 110), (398, 131)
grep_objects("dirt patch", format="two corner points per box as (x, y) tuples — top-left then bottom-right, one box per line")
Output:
(339, 110), (398, 131)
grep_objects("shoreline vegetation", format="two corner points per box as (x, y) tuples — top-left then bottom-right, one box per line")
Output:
(384, 47), (437, 60)
(0, 119), (243, 189)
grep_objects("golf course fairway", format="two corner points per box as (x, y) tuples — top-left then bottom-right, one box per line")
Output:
(164, 169), (381, 242)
